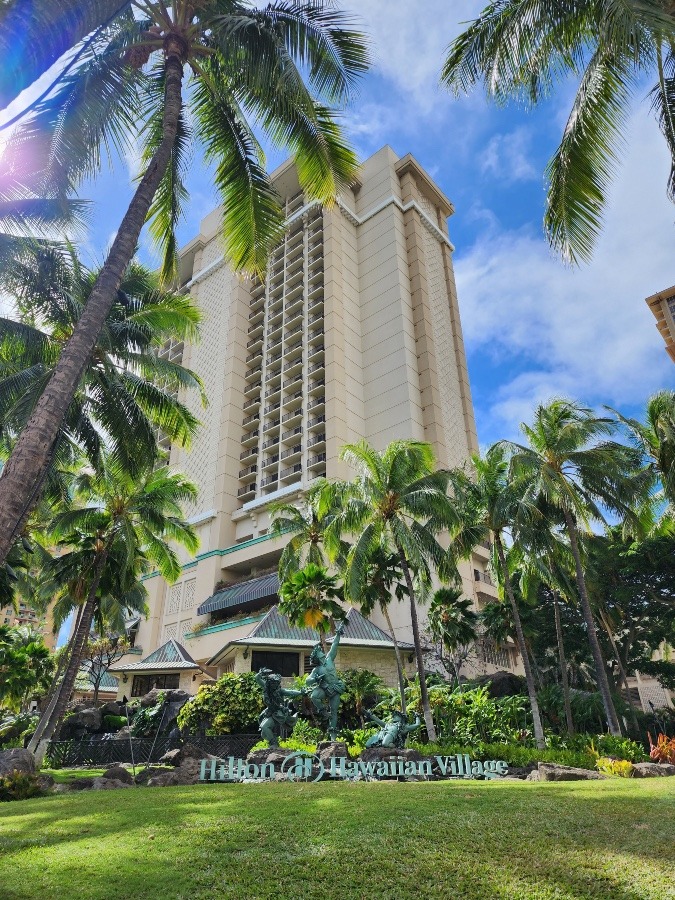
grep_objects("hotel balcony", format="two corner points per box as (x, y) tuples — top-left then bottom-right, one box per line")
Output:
(262, 436), (280, 451)
(308, 453), (327, 469)
(262, 453), (279, 470)
(281, 443), (302, 461)
(244, 379), (261, 396)
(308, 396), (325, 413)
(308, 432), (326, 448)
(242, 411), (260, 428)
(264, 401), (281, 416)
(281, 462), (303, 481)
(260, 474), (278, 489)
(240, 429), (259, 446)
(263, 418), (281, 434)
(308, 414), (326, 430)
(282, 407), (303, 426)
(240, 445), (257, 462)
(237, 483), (256, 499)
(238, 464), (257, 482)
(282, 424), (303, 442)
(243, 395), (260, 412)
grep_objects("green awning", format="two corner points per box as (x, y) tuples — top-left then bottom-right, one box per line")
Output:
(196, 572), (279, 616)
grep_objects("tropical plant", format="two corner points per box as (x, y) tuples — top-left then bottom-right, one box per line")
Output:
(0, 625), (53, 711)
(441, 0), (675, 264)
(323, 440), (459, 741)
(278, 562), (345, 650)
(177, 673), (263, 736)
(648, 731), (675, 763)
(507, 399), (649, 736)
(610, 389), (675, 522)
(426, 587), (479, 688)
(0, 769), (44, 802)
(0, 247), (203, 481)
(79, 635), (130, 704)
(27, 453), (198, 757)
(447, 443), (546, 748)
(0, 0), (368, 567)
(594, 756), (634, 777)
(340, 668), (384, 727)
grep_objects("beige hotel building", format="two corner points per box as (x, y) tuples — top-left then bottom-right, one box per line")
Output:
(110, 146), (528, 697)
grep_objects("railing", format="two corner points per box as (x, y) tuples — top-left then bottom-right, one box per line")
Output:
(282, 426), (303, 441)
(281, 463), (302, 479)
(308, 361), (324, 375)
(46, 735), (260, 769)
(242, 412), (260, 426)
(308, 432), (325, 447)
(240, 430), (259, 443)
(260, 475), (278, 488)
(281, 444), (302, 459)
(262, 437), (279, 450)
(238, 483), (256, 497)
(308, 453), (326, 467)
(282, 408), (302, 423)
(238, 465), (257, 479)
(474, 569), (493, 586)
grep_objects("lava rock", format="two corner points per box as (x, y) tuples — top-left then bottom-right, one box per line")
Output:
(37, 774), (55, 791)
(316, 741), (349, 764)
(111, 726), (133, 740)
(100, 701), (124, 717)
(68, 777), (96, 790)
(632, 762), (675, 778)
(0, 748), (36, 777)
(102, 766), (134, 784)
(139, 688), (191, 709)
(246, 747), (296, 768)
(134, 766), (166, 784)
(91, 776), (132, 790)
(359, 747), (425, 765)
(472, 671), (524, 698)
(158, 743), (213, 767)
(537, 762), (606, 781)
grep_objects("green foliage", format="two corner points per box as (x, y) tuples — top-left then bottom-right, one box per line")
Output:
(411, 740), (597, 771)
(595, 757), (634, 778)
(0, 770), (44, 802)
(0, 625), (54, 711)
(130, 693), (167, 738)
(339, 727), (378, 759)
(102, 715), (127, 732)
(278, 563), (344, 636)
(339, 669), (384, 727)
(177, 674), (263, 736)
(251, 718), (324, 754)
(0, 712), (38, 747)
(588, 735), (647, 763)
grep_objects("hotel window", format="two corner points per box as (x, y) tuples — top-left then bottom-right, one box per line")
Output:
(250, 650), (300, 677)
(131, 673), (180, 697)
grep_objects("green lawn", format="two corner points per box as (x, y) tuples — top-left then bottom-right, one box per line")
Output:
(0, 779), (673, 900)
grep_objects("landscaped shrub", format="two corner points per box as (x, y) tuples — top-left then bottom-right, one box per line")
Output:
(648, 732), (675, 764)
(130, 692), (167, 737)
(410, 740), (598, 770)
(177, 673), (263, 735)
(102, 715), (127, 732)
(588, 734), (647, 762)
(595, 757), (634, 777)
(0, 770), (44, 802)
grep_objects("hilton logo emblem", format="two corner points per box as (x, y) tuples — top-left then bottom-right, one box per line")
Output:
(280, 752), (324, 782)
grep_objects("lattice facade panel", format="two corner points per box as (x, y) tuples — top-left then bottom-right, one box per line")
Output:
(182, 578), (196, 610)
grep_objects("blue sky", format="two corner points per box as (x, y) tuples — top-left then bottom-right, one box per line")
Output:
(4, 0), (675, 447)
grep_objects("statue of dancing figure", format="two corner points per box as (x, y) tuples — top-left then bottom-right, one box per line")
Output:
(364, 709), (421, 749)
(305, 622), (346, 739)
(254, 667), (305, 747)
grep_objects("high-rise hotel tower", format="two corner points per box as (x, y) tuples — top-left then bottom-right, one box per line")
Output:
(112, 147), (521, 698)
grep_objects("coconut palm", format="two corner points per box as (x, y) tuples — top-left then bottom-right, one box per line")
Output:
(507, 398), (648, 736)
(426, 587), (479, 688)
(354, 543), (409, 714)
(448, 444), (546, 748)
(609, 390), (675, 524)
(324, 440), (459, 742)
(0, 1), (368, 566)
(0, 624), (53, 712)
(27, 453), (198, 758)
(0, 247), (204, 482)
(278, 562), (344, 652)
(441, 0), (675, 264)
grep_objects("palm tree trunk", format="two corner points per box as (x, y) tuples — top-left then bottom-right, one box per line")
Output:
(553, 591), (575, 735)
(0, 47), (186, 568)
(494, 532), (546, 749)
(395, 547), (437, 741)
(563, 510), (622, 736)
(30, 550), (108, 762)
(381, 602), (407, 715)
(598, 609), (640, 735)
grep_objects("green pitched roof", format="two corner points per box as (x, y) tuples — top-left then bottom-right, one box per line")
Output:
(196, 572), (279, 616)
(109, 639), (203, 672)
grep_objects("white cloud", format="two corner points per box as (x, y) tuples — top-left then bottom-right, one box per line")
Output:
(480, 128), (538, 183)
(455, 106), (675, 442)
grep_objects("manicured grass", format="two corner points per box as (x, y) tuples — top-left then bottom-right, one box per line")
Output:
(0, 779), (673, 899)
(41, 768), (106, 784)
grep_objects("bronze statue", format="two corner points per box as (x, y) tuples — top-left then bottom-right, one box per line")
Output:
(254, 668), (305, 748)
(364, 709), (421, 749)
(305, 622), (345, 740)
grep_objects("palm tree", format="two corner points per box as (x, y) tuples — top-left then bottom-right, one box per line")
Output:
(342, 668), (384, 728)
(325, 440), (459, 742)
(270, 482), (348, 582)
(448, 444), (546, 748)
(441, 1), (675, 264)
(0, 624), (53, 712)
(0, 248), (204, 481)
(354, 543), (409, 714)
(610, 390), (675, 521)
(507, 398), (648, 736)
(426, 587), (478, 688)
(278, 562), (344, 652)
(28, 453), (198, 759)
(0, 1), (369, 566)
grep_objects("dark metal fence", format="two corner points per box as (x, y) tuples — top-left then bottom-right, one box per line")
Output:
(46, 734), (260, 769)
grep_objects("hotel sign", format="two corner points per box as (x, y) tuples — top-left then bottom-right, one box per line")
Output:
(200, 752), (509, 783)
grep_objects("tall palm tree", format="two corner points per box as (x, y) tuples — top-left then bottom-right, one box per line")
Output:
(507, 398), (648, 736)
(270, 481), (348, 581)
(610, 390), (675, 522)
(441, 0), (675, 264)
(324, 440), (459, 742)
(448, 444), (546, 748)
(354, 543), (409, 714)
(28, 454), (198, 759)
(278, 562), (344, 651)
(0, 247), (204, 480)
(426, 587), (479, 688)
(0, 1), (369, 566)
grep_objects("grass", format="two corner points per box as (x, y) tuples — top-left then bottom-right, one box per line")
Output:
(0, 779), (673, 899)
(41, 768), (106, 784)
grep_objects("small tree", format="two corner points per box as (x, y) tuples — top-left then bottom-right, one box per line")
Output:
(426, 587), (479, 689)
(80, 636), (130, 704)
(278, 563), (345, 651)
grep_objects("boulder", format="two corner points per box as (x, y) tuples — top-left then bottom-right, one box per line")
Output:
(147, 771), (180, 787)
(37, 774), (55, 791)
(111, 726), (133, 740)
(91, 777), (132, 790)
(537, 763), (606, 782)
(158, 743), (213, 767)
(68, 778), (96, 790)
(633, 762), (675, 778)
(66, 708), (102, 733)
(506, 763), (538, 780)
(100, 701), (124, 717)
(473, 671), (524, 698)
(359, 747), (425, 765)
(134, 766), (166, 785)
(139, 688), (191, 709)
(102, 765), (134, 785)
(0, 748), (36, 777)
(246, 747), (296, 768)
(316, 741), (349, 764)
